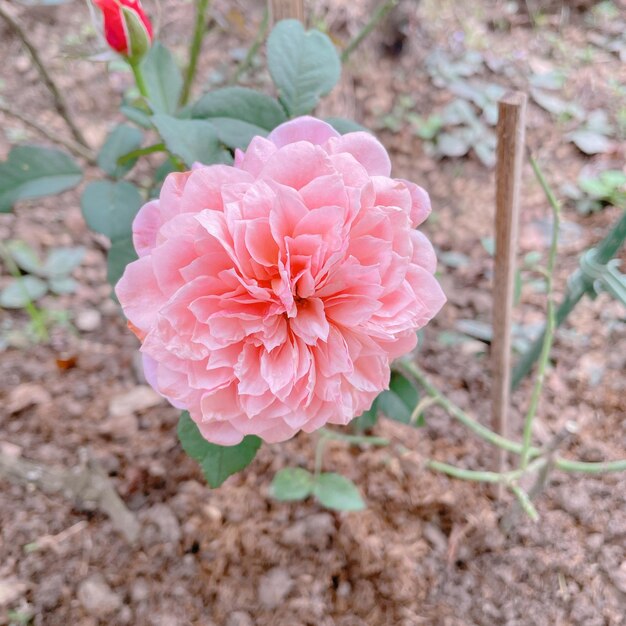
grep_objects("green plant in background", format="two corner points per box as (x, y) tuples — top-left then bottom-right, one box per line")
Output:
(562, 169), (626, 215)
(0, 240), (85, 305)
(0, 240), (83, 342)
(377, 48), (506, 167)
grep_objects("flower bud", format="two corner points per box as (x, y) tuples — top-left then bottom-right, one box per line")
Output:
(94, 0), (153, 62)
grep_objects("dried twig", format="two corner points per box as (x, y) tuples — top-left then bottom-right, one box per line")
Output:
(0, 1), (89, 148)
(0, 103), (95, 163)
(0, 451), (140, 543)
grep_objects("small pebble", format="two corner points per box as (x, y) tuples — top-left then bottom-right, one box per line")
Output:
(75, 309), (102, 332)
(257, 567), (294, 609)
(77, 574), (121, 618)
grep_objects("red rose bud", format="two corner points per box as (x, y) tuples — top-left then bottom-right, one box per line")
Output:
(94, 0), (153, 61)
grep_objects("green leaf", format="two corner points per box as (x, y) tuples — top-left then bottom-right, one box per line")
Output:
(436, 132), (470, 158)
(409, 114), (443, 140)
(152, 114), (231, 167)
(107, 236), (138, 288)
(530, 88), (584, 119)
(325, 117), (369, 135)
(376, 371), (419, 425)
(267, 20), (341, 117)
(81, 180), (143, 242)
(5, 240), (43, 275)
(313, 472), (365, 511)
(48, 276), (77, 295)
(120, 104), (152, 129)
(599, 170), (626, 188)
(270, 468), (314, 501)
(0, 145), (82, 213)
(567, 130), (613, 155)
(480, 236), (495, 256)
(203, 118), (268, 150)
(141, 43), (183, 115)
(191, 87), (287, 140)
(524, 251), (542, 267)
(42, 246), (85, 278)
(177, 411), (262, 488)
(0, 276), (48, 308)
(456, 319), (493, 342)
(98, 124), (144, 178)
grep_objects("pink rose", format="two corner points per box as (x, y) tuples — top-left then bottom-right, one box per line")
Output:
(116, 117), (445, 445)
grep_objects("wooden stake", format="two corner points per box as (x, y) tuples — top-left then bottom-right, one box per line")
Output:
(492, 92), (527, 475)
(268, 0), (304, 23)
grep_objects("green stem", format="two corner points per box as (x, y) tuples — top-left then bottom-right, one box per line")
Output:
(180, 0), (211, 106)
(0, 243), (48, 342)
(510, 484), (539, 521)
(230, 8), (269, 84)
(428, 456), (546, 484)
(341, 0), (398, 63)
(314, 434), (326, 480)
(554, 458), (626, 474)
(400, 361), (541, 457)
(520, 154), (561, 469)
(130, 60), (149, 99)
(426, 460), (503, 483)
(117, 142), (166, 165)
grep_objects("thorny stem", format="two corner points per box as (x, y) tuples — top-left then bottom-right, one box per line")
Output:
(180, 0), (211, 106)
(426, 457), (547, 485)
(0, 2), (89, 149)
(230, 7), (269, 85)
(520, 154), (560, 469)
(341, 0), (398, 63)
(410, 396), (437, 426)
(313, 434), (326, 480)
(0, 104), (95, 164)
(555, 458), (626, 474)
(425, 460), (503, 483)
(0, 243), (48, 342)
(130, 60), (149, 99)
(510, 484), (539, 521)
(401, 362), (626, 477)
(117, 142), (166, 165)
(400, 360), (540, 457)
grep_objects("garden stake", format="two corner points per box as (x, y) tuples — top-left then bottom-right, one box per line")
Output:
(492, 91), (527, 478)
(269, 0), (305, 24)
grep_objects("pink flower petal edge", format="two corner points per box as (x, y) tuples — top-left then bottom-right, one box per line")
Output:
(116, 116), (446, 445)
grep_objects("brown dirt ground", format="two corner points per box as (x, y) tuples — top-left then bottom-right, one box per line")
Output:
(0, 0), (625, 624)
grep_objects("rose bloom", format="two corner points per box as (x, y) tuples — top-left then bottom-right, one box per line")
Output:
(116, 117), (445, 445)
(94, 0), (153, 57)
